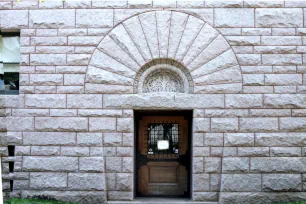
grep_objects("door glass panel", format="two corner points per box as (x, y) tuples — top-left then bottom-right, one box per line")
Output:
(147, 123), (179, 155)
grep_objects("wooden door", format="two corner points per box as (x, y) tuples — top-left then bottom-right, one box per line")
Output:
(137, 116), (189, 197)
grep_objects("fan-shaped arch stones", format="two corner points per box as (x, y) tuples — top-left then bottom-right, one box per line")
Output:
(86, 10), (242, 94)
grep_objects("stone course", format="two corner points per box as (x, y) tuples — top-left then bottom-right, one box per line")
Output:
(1, 1), (306, 204)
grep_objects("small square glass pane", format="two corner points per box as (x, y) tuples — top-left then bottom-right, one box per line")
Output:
(3, 36), (20, 63)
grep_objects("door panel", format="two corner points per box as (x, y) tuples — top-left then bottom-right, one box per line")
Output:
(137, 116), (189, 197)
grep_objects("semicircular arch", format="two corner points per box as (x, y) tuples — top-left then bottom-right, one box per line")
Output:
(86, 10), (242, 94)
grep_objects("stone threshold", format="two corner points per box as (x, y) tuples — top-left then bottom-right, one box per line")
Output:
(107, 198), (218, 204)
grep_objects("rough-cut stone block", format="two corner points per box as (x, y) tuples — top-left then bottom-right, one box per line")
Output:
(221, 174), (261, 192)
(262, 174), (302, 192)
(67, 94), (102, 109)
(224, 133), (254, 147)
(30, 172), (67, 190)
(128, 0), (152, 9)
(79, 157), (104, 172)
(30, 54), (66, 65)
(240, 118), (278, 132)
(68, 173), (105, 190)
(31, 146), (60, 156)
(251, 158), (306, 173)
(64, 1), (91, 8)
(225, 36), (260, 46)
(61, 147), (89, 156)
(265, 74), (302, 85)
(193, 118), (210, 133)
(264, 94), (306, 108)
(238, 147), (269, 157)
(103, 133), (122, 147)
(67, 54), (90, 66)
(89, 118), (116, 132)
(30, 74), (63, 85)
(204, 157), (221, 173)
(116, 173), (133, 191)
(211, 118), (238, 132)
(29, 10), (75, 28)
(93, 1), (127, 8)
(215, 8), (254, 27)
(225, 94), (262, 108)
(270, 147), (301, 157)
(31, 37), (67, 46)
(0, 10), (28, 28)
(76, 9), (113, 28)
(262, 54), (302, 65)
(117, 118), (133, 132)
(206, 1), (243, 7)
(193, 174), (209, 191)
(35, 117), (88, 132)
(261, 36), (302, 46)
(245, 1), (284, 8)
(223, 157), (249, 173)
(77, 133), (102, 146)
(280, 117), (306, 131)
(256, 8), (303, 27)
(6, 117), (34, 131)
(23, 157), (78, 172)
(255, 133), (306, 147)
(23, 132), (75, 145)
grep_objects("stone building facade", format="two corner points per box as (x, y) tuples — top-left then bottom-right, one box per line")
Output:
(1, 0), (306, 203)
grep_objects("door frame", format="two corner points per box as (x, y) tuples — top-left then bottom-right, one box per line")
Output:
(134, 110), (193, 199)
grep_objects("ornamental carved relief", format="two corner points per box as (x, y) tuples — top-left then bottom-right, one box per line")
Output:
(134, 59), (194, 94)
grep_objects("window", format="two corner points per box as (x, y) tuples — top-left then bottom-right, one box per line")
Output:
(0, 32), (20, 95)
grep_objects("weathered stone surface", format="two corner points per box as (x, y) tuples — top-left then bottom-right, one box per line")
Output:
(103, 133), (122, 146)
(245, 1), (284, 8)
(215, 8), (254, 27)
(35, 117), (88, 132)
(206, 1), (243, 7)
(30, 172), (67, 190)
(262, 174), (302, 192)
(262, 54), (302, 65)
(76, 9), (113, 28)
(264, 94), (306, 108)
(64, 1), (91, 8)
(1, 10), (28, 28)
(280, 117), (306, 131)
(86, 66), (133, 86)
(103, 93), (224, 109)
(23, 132), (75, 145)
(211, 118), (238, 132)
(68, 173), (105, 190)
(223, 157), (249, 173)
(67, 94), (102, 109)
(256, 8), (303, 27)
(30, 74), (63, 85)
(30, 10), (75, 28)
(116, 173), (133, 191)
(193, 174), (210, 191)
(30, 54), (66, 65)
(251, 158), (306, 173)
(224, 133), (254, 146)
(23, 157), (78, 172)
(6, 117), (34, 131)
(89, 118), (116, 132)
(77, 133), (102, 146)
(221, 174), (261, 192)
(255, 133), (306, 147)
(78, 109), (122, 117)
(270, 147), (301, 157)
(238, 147), (269, 157)
(193, 118), (210, 132)
(240, 118), (278, 132)
(225, 94), (262, 108)
(117, 118), (133, 132)
(79, 157), (104, 172)
(31, 146), (61, 156)
(61, 147), (89, 156)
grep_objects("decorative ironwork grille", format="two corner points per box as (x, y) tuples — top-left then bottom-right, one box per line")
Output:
(147, 123), (179, 156)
